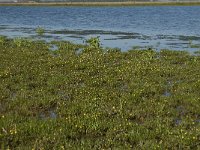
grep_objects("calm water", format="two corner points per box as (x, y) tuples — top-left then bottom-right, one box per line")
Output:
(0, 6), (200, 51)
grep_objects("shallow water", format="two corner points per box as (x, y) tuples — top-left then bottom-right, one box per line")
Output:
(0, 6), (200, 51)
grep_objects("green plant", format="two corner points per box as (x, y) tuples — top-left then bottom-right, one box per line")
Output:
(86, 37), (101, 49)
(36, 27), (45, 36)
(1, 37), (200, 149)
(0, 36), (6, 45)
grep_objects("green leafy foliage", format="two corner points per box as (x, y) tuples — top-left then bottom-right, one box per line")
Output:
(86, 37), (101, 49)
(0, 37), (200, 149)
(36, 27), (45, 36)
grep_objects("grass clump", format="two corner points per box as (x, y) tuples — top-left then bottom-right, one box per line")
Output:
(0, 37), (200, 149)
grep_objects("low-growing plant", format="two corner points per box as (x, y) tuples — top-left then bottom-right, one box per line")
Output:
(36, 27), (45, 36)
(86, 37), (101, 49)
(0, 37), (200, 149)
(0, 36), (6, 45)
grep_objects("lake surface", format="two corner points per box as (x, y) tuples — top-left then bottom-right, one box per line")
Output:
(0, 6), (200, 51)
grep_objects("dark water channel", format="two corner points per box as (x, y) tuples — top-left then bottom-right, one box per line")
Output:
(1, 6), (200, 51)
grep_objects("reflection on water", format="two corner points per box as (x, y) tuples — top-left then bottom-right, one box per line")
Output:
(39, 110), (57, 119)
(1, 6), (200, 51)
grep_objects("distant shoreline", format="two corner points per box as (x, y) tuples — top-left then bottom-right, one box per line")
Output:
(1, 1), (200, 7)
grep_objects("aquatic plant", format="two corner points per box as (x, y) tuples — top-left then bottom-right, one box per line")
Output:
(86, 37), (101, 49)
(36, 27), (45, 36)
(0, 37), (200, 149)
(0, 36), (6, 45)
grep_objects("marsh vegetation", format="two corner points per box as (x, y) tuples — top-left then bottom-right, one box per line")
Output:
(0, 37), (200, 149)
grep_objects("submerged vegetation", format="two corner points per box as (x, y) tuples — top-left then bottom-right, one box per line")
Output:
(0, 37), (200, 149)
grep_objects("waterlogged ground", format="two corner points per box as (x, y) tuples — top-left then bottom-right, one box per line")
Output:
(0, 37), (200, 149)
(2, 25), (200, 52)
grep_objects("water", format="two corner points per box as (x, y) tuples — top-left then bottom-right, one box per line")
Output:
(1, 6), (200, 51)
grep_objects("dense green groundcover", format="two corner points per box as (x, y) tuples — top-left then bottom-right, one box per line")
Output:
(0, 37), (200, 149)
